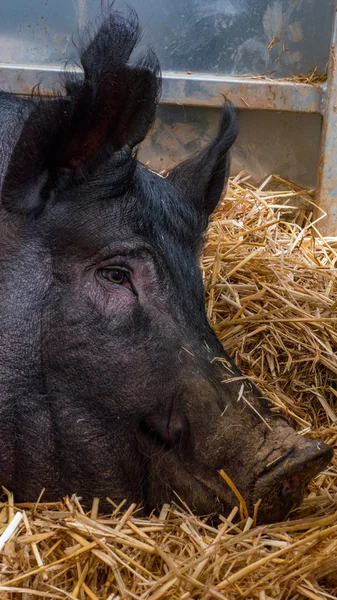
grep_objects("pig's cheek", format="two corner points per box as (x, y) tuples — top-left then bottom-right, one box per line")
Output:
(87, 284), (136, 317)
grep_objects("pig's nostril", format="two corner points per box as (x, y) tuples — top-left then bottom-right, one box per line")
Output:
(253, 439), (333, 524)
(281, 474), (303, 498)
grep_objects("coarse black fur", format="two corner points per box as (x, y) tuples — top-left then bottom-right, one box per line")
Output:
(2, 3), (161, 216)
(0, 4), (332, 523)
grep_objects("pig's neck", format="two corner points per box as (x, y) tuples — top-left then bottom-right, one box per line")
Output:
(0, 231), (60, 498)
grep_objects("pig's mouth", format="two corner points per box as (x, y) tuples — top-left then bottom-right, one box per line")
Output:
(252, 439), (333, 524)
(143, 429), (333, 525)
(183, 439), (333, 525)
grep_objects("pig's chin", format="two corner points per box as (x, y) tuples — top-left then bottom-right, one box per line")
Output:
(145, 459), (242, 518)
(156, 464), (253, 520)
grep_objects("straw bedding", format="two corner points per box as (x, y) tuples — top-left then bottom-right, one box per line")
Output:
(1, 174), (337, 600)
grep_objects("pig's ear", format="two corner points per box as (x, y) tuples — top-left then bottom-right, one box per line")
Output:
(58, 10), (160, 169)
(2, 9), (160, 216)
(168, 102), (238, 216)
(1, 98), (72, 216)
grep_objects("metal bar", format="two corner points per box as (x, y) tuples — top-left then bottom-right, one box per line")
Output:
(161, 73), (323, 113)
(316, 1), (337, 235)
(0, 64), (323, 114)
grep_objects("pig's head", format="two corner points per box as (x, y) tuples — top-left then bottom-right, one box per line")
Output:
(0, 7), (332, 523)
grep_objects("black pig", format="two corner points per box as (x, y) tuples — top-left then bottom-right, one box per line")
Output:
(0, 6), (332, 523)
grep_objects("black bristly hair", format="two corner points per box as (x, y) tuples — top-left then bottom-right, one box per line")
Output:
(60, 5), (161, 169)
(1, 4), (161, 217)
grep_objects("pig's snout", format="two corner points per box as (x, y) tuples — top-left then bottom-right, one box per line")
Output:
(253, 438), (333, 524)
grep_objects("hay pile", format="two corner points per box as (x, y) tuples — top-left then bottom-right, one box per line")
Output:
(1, 174), (337, 599)
(283, 66), (328, 84)
(204, 173), (337, 431)
(242, 66), (327, 83)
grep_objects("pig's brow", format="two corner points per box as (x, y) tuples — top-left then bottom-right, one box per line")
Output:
(92, 244), (154, 261)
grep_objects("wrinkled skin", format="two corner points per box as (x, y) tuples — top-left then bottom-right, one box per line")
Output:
(0, 7), (333, 524)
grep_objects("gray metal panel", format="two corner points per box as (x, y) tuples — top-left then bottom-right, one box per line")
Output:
(111, 0), (335, 78)
(0, 64), (323, 114)
(0, 0), (332, 205)
(316, 0), (337, 235)
(161, 74), (323, 113)
(0, 0), (78, 65)
(138, 106), (321, 189)
(0, 0), (334, 77)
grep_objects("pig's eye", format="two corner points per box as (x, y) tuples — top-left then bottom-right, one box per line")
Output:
(100, 267), (130, 286)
